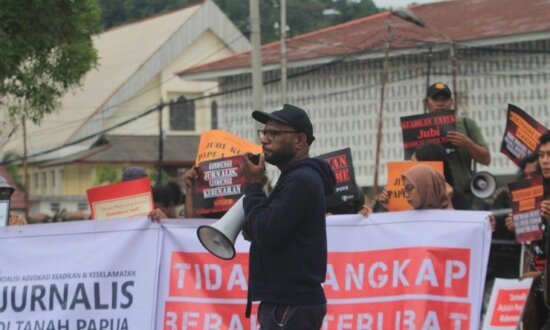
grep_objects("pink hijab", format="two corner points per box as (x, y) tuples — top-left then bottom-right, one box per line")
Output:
(402, 164), (451, 210)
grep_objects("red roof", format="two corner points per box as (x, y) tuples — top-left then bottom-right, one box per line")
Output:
(0, 166), (26, 210)
(179, 0), (550, 75)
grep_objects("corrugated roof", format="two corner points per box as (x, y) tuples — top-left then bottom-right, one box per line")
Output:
(180, 0), (550, 76)
(41, 135), (199, 167)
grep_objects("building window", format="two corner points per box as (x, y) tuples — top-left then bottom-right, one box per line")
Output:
(77, 202), (88, 211)
(34, 173), (39, 189)
(169, 96), (195, 131)
(211, 101), (218, 129)
(42, 172), (47, 189)
(51, 170), (56, 187)
(50, 203), (60, 213)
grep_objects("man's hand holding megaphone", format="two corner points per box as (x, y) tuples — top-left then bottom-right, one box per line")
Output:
(241, 153), (267, 242)
(242, 152), (267, 186)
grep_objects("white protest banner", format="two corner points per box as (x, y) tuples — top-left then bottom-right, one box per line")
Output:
(482, 278), (533, 330)
(0, 217), (162, 330)
(158, 210), (491, 330)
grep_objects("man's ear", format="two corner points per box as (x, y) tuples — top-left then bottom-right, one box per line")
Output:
(295, 133), (308, 150)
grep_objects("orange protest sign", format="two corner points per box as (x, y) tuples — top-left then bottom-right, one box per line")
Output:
(86, 177), (153, 219)
(386, 161), (444, 211)
(195, 130), (262, 165)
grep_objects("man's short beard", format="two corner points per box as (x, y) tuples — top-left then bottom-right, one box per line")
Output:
(265, 143), (295, 168)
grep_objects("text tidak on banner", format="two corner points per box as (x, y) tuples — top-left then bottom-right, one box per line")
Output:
(400, 110), (456, 160)
(158, 211), (491, 330)
(386, 161), (444, 211)
(193, 155), (251, 215)
(315, 148), (358, 208)
(86, 177), (153, 219)
(195, 129), (261, 165)
(508, 177), (544, 243)
(501, 104), (547, 166)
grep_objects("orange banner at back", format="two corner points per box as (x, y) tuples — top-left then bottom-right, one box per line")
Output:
(195, 130), (262, 165)
(386, 161), (444, 211)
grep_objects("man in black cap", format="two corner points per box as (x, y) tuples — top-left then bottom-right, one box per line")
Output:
(424, 82), (491, 199)
(242, 104), (336, 329)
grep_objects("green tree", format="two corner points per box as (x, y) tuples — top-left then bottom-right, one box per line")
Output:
(0, 0), (101, 124)
(98, 0), (379, 43)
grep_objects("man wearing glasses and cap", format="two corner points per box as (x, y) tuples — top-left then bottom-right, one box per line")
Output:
(0, 175), (26, 226)
(242, 104), (336, 329)
(424, 82), (491, 200)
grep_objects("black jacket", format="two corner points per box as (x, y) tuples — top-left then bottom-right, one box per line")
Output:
(243, 158), (336, 305)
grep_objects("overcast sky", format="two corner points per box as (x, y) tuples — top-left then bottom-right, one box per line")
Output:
(372, 0), (444, 9)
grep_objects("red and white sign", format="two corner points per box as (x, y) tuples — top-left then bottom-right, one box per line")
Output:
(157, 210), (492, 330)
(482, 278), (533, 330)
(86, 177), (153, 219)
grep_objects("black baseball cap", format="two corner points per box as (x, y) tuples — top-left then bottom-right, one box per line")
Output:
(426, 82), (452, 98)
(252, 104), (315, 145)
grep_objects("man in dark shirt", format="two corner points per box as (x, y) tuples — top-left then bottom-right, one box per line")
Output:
(242, 104), (336, 329)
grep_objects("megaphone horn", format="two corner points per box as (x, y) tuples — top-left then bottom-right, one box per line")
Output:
(470, 171), (496, 199)
(197, 196), (246, 260)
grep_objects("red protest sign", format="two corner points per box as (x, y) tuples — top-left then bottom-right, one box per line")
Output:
(86, 177), (153, 219)
(501, 104), (547, 166)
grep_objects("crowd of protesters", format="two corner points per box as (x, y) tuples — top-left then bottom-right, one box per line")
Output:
(3, 81), (550, 328)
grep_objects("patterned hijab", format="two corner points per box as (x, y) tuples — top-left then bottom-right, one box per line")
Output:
(402, 164), (451, 210)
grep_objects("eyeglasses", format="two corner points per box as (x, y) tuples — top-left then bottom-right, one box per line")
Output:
(257, 129), (298, 141)
(403, 184), (415, 194)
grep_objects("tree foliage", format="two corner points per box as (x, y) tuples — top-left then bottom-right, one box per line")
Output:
(99, 0), (379, 43)
(0, 0), (101, 124)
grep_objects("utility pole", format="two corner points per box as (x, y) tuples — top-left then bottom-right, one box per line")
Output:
(372, 16), (393, 198)
(280, 0), (288, 104)
(22, 115), (29, 220)
(157, 102), (164, 185)
(250, 0), (263, 133)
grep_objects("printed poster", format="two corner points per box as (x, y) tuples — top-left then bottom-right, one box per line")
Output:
(500, 104), (547, 166)
(195, 130), (262, 165)
(386, 161), (444, 211)
(316, 148), (358, 208)
(86, 177), (153, 219)
(193, 155), (250, 215)
(400, 110), (456, 160)
(482, 278), (533, 330)
(508, 177), (544, 243)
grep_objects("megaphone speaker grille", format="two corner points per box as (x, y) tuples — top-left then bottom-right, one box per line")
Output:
(197, 225), (236, 260)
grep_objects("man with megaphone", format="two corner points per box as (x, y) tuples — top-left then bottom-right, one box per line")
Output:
(241, 104), (336, 330)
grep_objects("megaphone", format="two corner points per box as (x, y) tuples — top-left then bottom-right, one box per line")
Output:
(470, 171), (496, 199)
(197, 196), (246, 260)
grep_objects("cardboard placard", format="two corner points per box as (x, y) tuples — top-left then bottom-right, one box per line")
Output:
(193, 155), (250, 215)
(400, 110), (456, 160)
(386, 161), (444, 211)
(508, 177), (543, 243)
(195, 130), (262, 165)
(500, 104), (547, 166)
(86, 177), (153, 219)
(483, 277), (533, 330)
(316, 148), (358, 208)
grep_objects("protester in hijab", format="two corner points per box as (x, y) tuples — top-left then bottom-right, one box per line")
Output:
(401, 164), (452, 210)
(411, 143), (470, 210)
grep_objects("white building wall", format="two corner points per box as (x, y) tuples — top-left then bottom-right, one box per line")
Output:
(215, 39), (550, 186)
